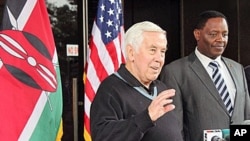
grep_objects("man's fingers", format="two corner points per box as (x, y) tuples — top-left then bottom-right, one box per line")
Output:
(164, 104), (175, 112)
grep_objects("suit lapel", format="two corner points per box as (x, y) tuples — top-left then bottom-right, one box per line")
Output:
(222, 58), (237, 85)
(188, 53), (229, 112)
(222, 57), (238, 103)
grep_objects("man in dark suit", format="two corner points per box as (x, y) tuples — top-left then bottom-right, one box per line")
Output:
(160, 10), (250, 141)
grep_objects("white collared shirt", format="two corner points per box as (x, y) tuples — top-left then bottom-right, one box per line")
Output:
(195, 47), (236, 106)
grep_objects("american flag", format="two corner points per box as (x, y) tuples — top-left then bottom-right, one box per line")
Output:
(83, 0), (125, 140)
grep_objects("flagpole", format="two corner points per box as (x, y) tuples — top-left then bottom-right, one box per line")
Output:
(72, 78), (78, 141)
(82, 0), (88, 140)
(83, 0), (88, 66)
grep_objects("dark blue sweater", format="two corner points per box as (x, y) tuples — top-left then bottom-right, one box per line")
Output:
(90, 64), (183, 141)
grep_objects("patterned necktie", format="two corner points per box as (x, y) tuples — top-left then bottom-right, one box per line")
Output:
(209, 61), (233, 116)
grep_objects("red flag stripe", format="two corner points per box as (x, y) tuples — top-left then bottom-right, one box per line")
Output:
(86, 59), (101, 91)
(88, 40), (109, 81)
(84, 93), (92, 119)
(84, 112), (91, 136)
(85, 77), (97, 102)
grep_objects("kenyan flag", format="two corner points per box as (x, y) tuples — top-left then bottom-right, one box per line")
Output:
(0, 0), (63, 140)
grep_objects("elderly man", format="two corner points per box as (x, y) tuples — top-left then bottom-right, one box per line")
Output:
(90, 21), (183, 141)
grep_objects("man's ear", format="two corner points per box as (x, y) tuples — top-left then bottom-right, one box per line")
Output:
(126, 45), (135, 61)
(193, 29), (200, 41)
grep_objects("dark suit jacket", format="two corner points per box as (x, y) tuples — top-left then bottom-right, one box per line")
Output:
(160, 52), (250, 141)
(245, 65), (250, 93)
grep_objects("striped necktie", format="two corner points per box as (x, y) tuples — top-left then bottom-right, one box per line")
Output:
(209, 61), (233, 116)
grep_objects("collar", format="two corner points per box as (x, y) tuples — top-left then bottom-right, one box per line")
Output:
(117, 64), (156, 91)
(195, 47), (223, 68)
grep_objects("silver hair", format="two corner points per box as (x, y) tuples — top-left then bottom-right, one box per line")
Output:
(124, 21), (166, 59)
